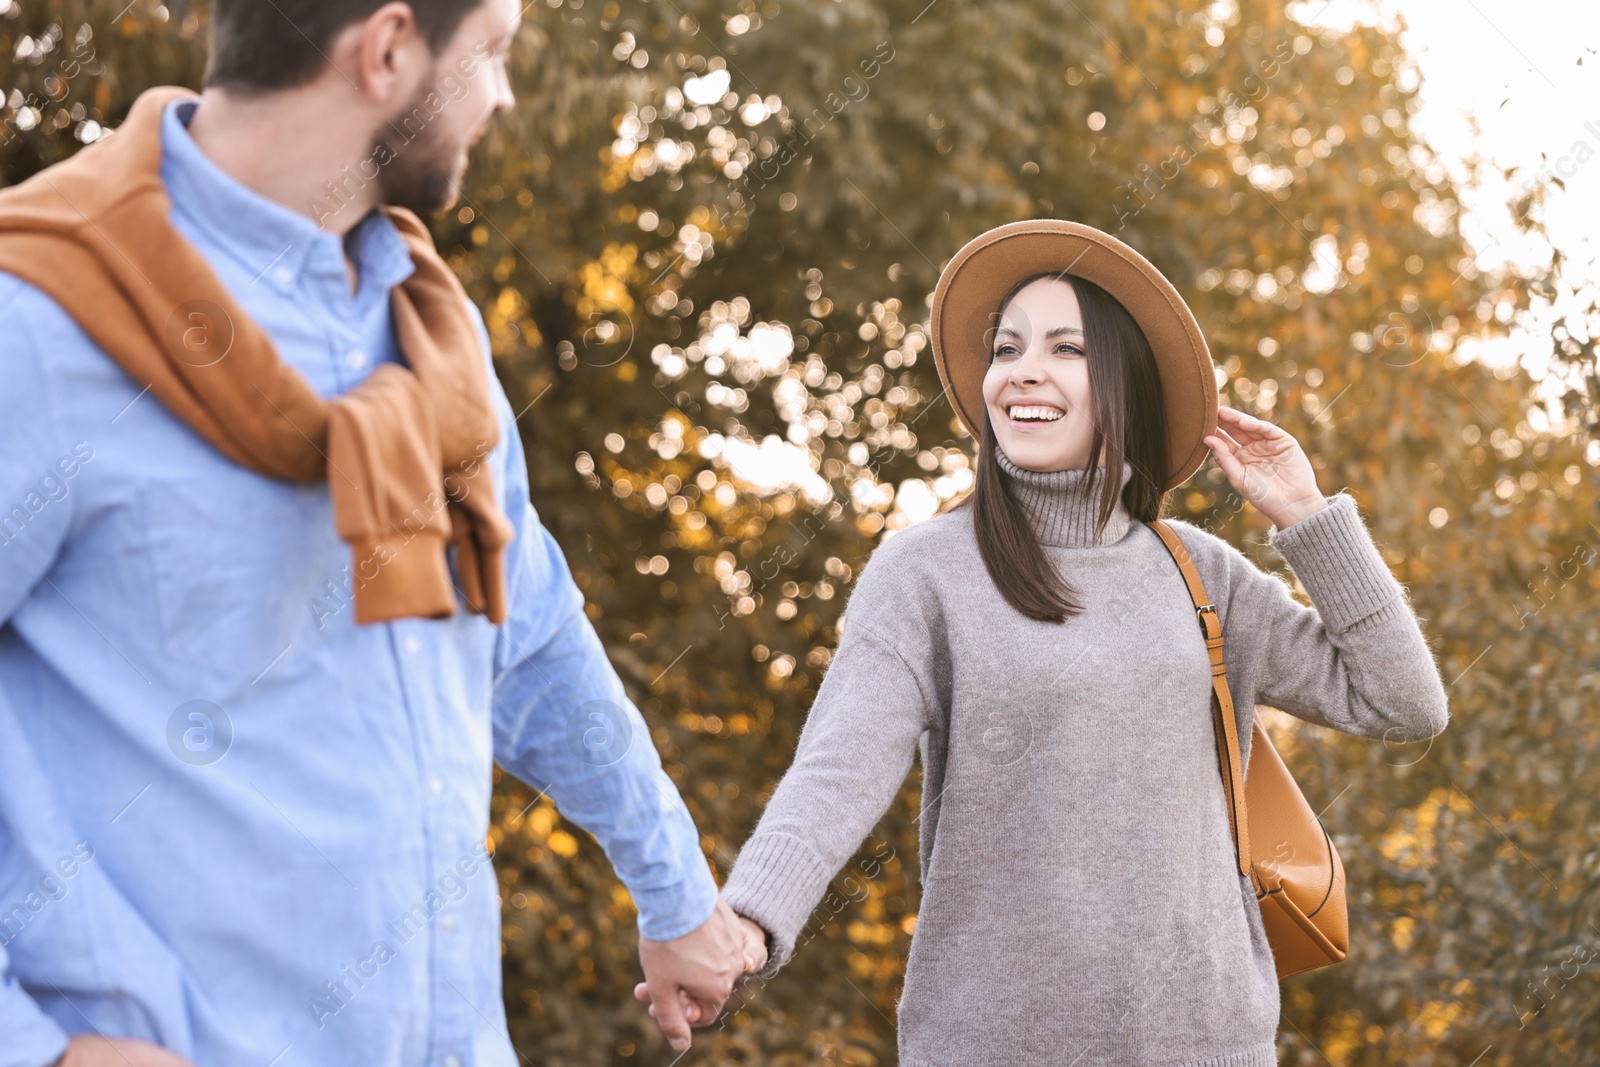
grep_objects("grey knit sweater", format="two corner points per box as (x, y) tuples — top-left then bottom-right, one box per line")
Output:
(721, 449), (1450, 1067)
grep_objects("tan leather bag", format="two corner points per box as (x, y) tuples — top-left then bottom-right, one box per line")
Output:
(1148, 520), (1349, 979)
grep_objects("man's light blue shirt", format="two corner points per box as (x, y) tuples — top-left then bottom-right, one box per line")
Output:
(0, 98), (717, 1067)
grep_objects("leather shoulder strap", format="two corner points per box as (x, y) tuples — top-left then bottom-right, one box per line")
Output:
(1146, 520), (1252, 878)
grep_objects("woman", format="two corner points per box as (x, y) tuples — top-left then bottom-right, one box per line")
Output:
(672, 220), (1448, 1065)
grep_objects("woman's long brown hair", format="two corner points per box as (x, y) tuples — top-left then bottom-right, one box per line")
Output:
(946, 272), (1171, 623)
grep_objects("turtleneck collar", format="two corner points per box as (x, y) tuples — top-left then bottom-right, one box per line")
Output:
(994, 446), (1137, 549)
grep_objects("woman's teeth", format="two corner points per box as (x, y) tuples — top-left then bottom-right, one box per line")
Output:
(1009, 405), (1064, 422)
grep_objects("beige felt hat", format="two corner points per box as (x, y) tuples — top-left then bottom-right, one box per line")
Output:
(928, 218), (1218, 492)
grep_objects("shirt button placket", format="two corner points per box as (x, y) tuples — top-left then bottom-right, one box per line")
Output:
(397, 625), (471, 1063)
(403, 624), (463, 1063)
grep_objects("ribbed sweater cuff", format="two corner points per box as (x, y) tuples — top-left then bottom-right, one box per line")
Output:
(350, 530), (457, 624)
(720, 830), (834, 980)
(1267, 492), (1400, 632)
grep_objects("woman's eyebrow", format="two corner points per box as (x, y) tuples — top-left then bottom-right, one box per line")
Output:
(993, 325), (1084, 340)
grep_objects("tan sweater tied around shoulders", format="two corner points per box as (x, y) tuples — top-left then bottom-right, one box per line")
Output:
(0, 85), (514, 625)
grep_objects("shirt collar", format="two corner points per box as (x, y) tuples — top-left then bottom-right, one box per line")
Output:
(344, 206), (418, 310)
(158, 97), (415, 298)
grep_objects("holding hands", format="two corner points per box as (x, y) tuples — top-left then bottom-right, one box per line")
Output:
(633, 894), (769, 1051)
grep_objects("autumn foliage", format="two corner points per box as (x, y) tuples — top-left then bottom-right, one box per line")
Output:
(4, 0), (1597, 1064)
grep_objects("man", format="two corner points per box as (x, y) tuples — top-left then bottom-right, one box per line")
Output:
(0, 2), (762, 1064)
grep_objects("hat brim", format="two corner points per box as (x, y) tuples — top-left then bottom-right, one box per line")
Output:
(929, 219), (1217, 493)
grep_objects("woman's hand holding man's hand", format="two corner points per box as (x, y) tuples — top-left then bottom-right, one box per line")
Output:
(633, 893), (770, 1051)
(633, 894), (769, 1050)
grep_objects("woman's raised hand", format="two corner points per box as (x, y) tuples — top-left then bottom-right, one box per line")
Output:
(1202, 405), (1328, 530)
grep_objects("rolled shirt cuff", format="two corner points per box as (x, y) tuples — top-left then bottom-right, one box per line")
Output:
(629, 851), (720, 942)
(1266, 492), (1402, 632)
(0, 977), (69, 1067)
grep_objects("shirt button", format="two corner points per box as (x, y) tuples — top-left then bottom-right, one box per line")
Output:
(443, 1057), (461, 1067)
(273, 266), (293, 286)
(345, 348), (367, 370)
(440, 915), (457, 933)
(403, 634), (421, 655)
(427, 775), (444, 795)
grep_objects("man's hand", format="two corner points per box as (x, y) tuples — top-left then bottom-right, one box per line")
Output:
(54, 1036), (196, 1067)
(632, 895), (769, 1051)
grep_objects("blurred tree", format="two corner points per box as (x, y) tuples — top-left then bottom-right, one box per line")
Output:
(4, 0), (1597, 1064)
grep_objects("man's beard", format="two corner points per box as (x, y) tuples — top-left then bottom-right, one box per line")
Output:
(370, 82), (469, 215)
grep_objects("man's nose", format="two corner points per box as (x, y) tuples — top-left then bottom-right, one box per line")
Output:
(494, 65), (515, 114)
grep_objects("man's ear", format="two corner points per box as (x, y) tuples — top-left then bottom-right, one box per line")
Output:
(346, 1), (428, 106)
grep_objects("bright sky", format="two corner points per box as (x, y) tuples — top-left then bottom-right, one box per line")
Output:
(1308, 0), (1600, 387)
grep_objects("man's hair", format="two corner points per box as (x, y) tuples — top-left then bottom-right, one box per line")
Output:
(205, 0), (484, 93)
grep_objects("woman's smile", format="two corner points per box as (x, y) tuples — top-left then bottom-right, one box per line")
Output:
(1005, 400), (1068, 432)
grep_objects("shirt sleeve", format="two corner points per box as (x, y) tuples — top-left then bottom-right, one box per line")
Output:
(720, 536), (935, 979)
(0, 806), (71, 1067)
(475, 314), (717, 942)
(0, 278), (77, 620)
(0, 277), (76, 1067)
(0, 940), (68, 1067)
(1211, 492), (1450, 744)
